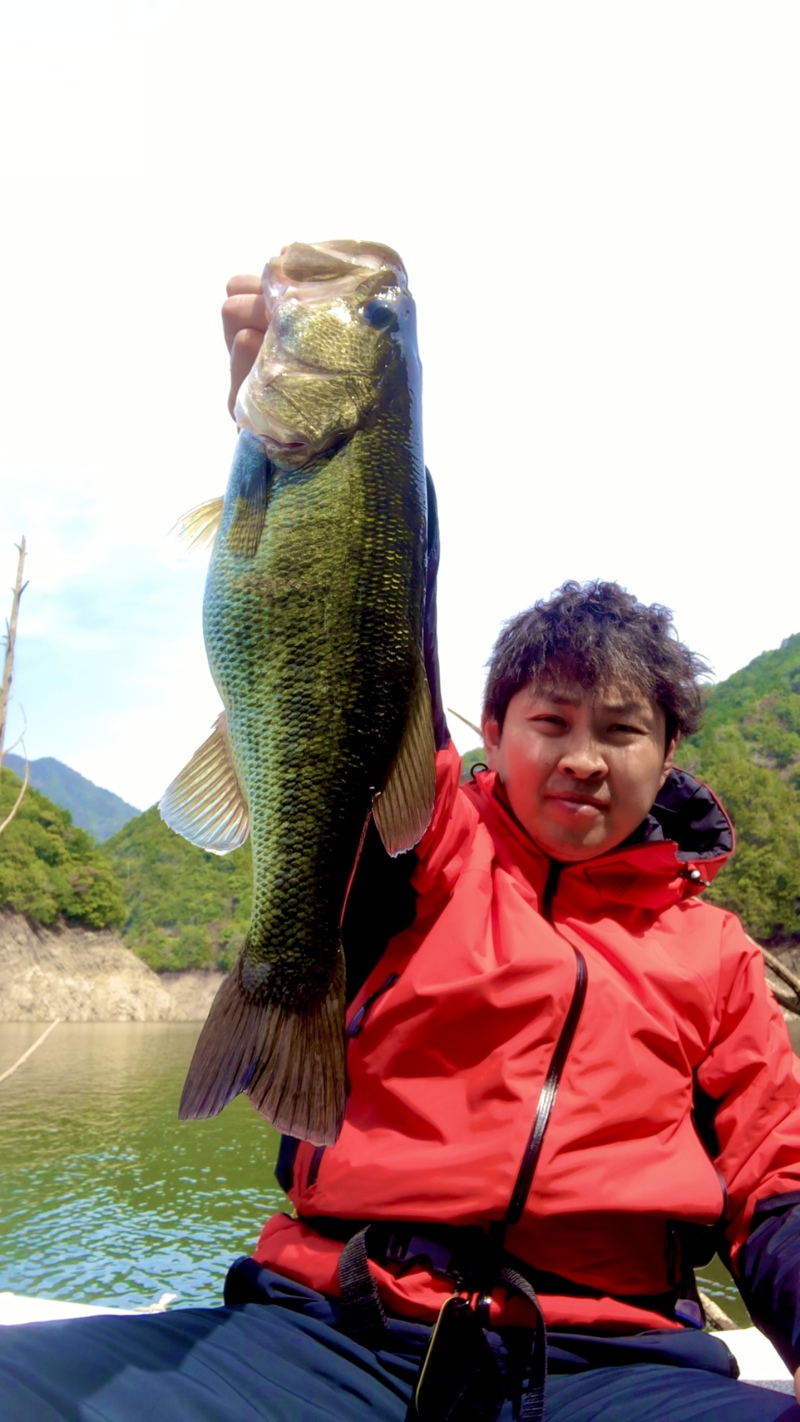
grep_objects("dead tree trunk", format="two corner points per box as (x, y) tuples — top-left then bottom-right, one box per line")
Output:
(0, 537), (27, 771)
(0, 538), (30, 834)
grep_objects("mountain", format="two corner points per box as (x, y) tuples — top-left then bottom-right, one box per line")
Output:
(2, 754), (140, 842)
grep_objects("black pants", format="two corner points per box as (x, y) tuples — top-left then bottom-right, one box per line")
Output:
(0, 1265), (796, 1421)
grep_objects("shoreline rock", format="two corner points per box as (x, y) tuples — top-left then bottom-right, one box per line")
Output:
(0, 913), (223, 1022)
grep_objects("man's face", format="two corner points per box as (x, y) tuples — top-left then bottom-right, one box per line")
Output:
(482, 681), (677, 863)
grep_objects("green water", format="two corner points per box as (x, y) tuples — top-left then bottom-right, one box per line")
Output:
(1, 1018), (783, 1324)
(0, 1022), (286, 1310)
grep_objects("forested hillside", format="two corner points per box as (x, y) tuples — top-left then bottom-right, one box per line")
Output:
(104, 630), (798, 969)
(0, 770), (125, 929)
(676, 634), (800, 945)
(103, 807), (251, 971)
(3, 636), (798, 961)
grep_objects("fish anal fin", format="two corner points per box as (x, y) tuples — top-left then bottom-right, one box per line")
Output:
(173, 497), (225, 551)
(372, 665), (436, 857)
(159, 711), (249, 853)
(179, 955), (346, 1147)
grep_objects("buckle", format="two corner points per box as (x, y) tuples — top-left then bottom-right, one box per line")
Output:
(383, 1227), (459, 1279)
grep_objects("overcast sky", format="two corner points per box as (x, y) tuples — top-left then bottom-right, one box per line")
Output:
(1, 1), (798, 811)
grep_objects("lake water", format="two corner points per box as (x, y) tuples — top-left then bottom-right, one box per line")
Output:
(0, 1019), (774, 1324)
(0, 1022), (286, 1310)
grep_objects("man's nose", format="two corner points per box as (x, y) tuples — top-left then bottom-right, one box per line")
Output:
(558, 738), (608, 778)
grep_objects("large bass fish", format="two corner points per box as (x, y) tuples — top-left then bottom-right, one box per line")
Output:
(161, 241), (436, 1145)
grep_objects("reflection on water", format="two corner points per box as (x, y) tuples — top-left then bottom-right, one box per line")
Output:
(3, 1018), (798, 1321)
(0, 1023), (286, 1310)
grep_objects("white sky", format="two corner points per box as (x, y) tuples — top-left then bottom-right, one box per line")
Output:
(1, 1), (798, 811)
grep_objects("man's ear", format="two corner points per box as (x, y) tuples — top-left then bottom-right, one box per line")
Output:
(660, 732), (679, 788)
(482, 715), (501, 769)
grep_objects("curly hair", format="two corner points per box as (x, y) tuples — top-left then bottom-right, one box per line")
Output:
(483, 581), (708, 743)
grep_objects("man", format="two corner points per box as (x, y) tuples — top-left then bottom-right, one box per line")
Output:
(1, 285), (799, 1421)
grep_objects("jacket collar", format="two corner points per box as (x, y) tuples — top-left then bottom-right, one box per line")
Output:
(469, 765), (734, 913)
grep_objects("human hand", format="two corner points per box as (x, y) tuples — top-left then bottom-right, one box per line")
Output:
(794, 1364), (800, 1403)
(222, 274), (268, 418)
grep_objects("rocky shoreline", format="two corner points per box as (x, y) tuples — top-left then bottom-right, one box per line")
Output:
(0, 912), (224, 1022)
(2, 910), (798, 1030)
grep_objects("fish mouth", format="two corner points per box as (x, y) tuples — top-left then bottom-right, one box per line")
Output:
(234, 371), (325, 461)
(264, 240), (407, 318)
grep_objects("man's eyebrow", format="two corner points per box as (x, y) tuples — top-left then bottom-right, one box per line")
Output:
(533, 692), (582, 707)
(601, 700), (649, 716)
(533, 692), (650, 716)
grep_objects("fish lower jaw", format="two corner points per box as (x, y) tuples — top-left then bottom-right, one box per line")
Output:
(234, 391), (313, 465)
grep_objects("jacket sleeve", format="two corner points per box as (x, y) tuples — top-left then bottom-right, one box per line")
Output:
(695, 914), (800, 1366)
(737, 1193), (800, 1373)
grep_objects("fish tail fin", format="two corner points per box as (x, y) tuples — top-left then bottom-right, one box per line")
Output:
(178, 954), (347, 1146)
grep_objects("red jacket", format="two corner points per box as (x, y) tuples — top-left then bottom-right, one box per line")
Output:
(254, 743), (800, 1334)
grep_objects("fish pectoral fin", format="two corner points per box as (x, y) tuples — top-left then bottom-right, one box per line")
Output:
(228, 492), (267, 559)
(179, 954), (347, 1147)
(173, 497), (225, 551)
(372, 665), (436, 857)
(159, 711), (250, 853)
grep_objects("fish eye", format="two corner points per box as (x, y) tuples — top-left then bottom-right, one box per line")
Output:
(361, 300), (396, 331)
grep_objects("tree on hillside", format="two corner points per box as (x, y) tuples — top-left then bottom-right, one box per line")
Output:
(103, 807), (252, 971)
(677, 636), (800, 948)
(0, 770), (125, 929)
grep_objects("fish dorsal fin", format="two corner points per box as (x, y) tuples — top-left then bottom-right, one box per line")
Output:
(160, 712), (250, 854)
(372, 665), (436, 857)
(174, 497), (225, 551)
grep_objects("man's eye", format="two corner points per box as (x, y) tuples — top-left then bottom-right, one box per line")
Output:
(609, 723), (642, 735)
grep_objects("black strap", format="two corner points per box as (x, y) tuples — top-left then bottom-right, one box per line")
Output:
(337, 945), (588, 1408)
(338, 1227), (388, 1345)
(328, 1216), (680, 1316)
(498, 1267), (546, 1422)
(505, 947), (587, 1225)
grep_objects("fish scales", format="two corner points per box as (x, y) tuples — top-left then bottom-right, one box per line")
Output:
(210, 427), (425, 998)
(161, 241), (436, 1144)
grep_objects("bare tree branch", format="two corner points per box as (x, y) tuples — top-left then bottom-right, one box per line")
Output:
(760, 945), (800, 1003)
(447, 706), (482, 737)
(0, 750), (29, 836)
(0, 538), (29, 836)
(0, 537), (28, 771)
(698, 1288), (739, 1331)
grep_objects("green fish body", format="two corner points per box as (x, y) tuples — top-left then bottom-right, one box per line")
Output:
(161, 242), (435, 1144)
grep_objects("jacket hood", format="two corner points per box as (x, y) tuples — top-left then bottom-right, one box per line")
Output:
(637, 767), (734, 865)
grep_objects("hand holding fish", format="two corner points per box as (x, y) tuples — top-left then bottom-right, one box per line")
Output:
(162, 242), (438, 1145)
(222, 274), (268, 417)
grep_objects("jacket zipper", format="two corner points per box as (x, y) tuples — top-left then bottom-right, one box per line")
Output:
(307, 972), (400, 1188)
